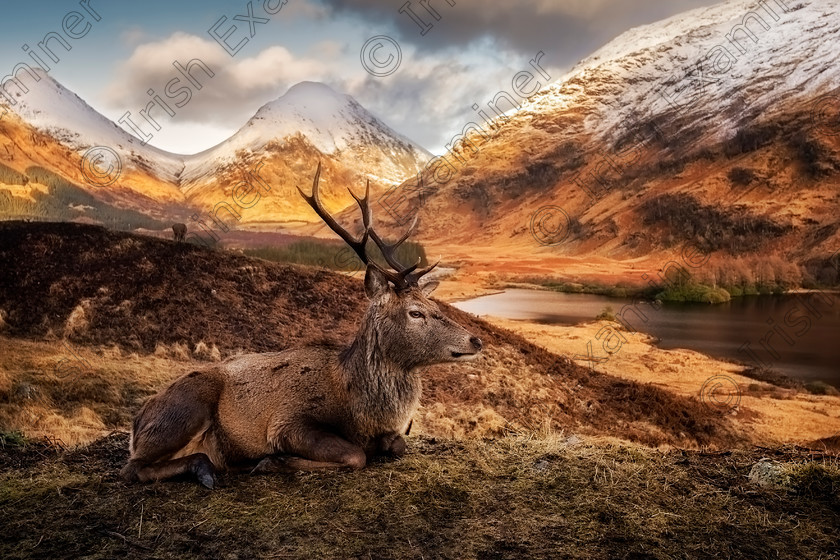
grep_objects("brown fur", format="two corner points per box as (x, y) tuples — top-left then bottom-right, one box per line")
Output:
(171, 223), (186, 242)
(121, 267), (482, 488)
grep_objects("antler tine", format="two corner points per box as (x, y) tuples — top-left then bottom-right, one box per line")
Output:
(297, 162), (370, 264)
(300, 164), (434, 290)
(407, 259), (439, 284)
(347, 179), (372, 228)
(368, 214), (418, 273)
(345, 179), (419, 289)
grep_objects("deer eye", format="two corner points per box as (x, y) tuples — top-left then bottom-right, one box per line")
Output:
(409, 310), (425, 319)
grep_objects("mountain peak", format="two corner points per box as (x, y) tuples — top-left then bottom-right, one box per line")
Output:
(217, 81), (426, 159)
(179, 80), (431, 188)
(252, 81), (353, 132)
(282, 81), (345, 101)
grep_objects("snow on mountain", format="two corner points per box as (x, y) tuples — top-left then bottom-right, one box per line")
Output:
(0, 68), (184, 183)
(1, 71), (430, 201)
(524, 0), (840, 146)
(407, 0), (840, 257)
(180, 81), (430, 186)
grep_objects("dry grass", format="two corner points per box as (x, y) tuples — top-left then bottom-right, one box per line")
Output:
(193, 341), (222, 362)
(0, 337), (192, 446)
(484, 317), (840, 446)
(0, 334), (741, 450)
(0, 432), (838, 559)
(0, 225), (837, 558)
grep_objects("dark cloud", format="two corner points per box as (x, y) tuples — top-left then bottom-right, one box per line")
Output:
(320, 0), (720, 67)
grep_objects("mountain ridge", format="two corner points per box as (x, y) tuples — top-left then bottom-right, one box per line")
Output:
(0, 72), (430, 226)
(399, 0), (840, 274)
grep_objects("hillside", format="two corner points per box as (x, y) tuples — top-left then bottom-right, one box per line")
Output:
(2, 223), (839, 559)
(399, 0), (840, 274)
(0, 221), (743, 448)
(0, 74), (429, 228)
(180, 82), (431, 224)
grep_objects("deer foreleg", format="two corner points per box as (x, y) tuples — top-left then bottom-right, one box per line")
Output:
(255, 428), (367, 474)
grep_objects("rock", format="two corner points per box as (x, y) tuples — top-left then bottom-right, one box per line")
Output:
(748, 459), (788, 488)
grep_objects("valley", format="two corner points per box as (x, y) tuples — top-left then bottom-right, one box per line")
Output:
(2, 2), (840, 557)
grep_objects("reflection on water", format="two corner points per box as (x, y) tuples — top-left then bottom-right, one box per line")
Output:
(453, 289), (840, 387)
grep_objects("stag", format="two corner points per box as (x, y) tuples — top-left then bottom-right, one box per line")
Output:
(122, 163), (483, 488)
(172, 223), (187, 242)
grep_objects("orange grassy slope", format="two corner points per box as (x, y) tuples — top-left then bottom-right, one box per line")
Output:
(0, 221), (746, 448)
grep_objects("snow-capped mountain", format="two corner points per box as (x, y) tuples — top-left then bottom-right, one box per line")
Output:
(0, 73), (430, 224)
(409, 0), (840, 264)
(0, 68), (184, 184)
(179, 82), (431, 223)
(183, 82), (428, 184)
(536, 0), (840, 148)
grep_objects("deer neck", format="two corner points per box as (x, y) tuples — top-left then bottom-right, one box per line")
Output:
(339, 312), (421, 435)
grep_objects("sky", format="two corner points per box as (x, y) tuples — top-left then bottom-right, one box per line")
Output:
(0, 0), (720, 155)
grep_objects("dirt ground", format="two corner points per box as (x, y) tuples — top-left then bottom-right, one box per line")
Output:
(1, 433), (839, 560)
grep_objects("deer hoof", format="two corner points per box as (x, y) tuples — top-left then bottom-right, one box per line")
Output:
(197, 471), (216, 490)
(191, 454), (217, 489)
(377, 434), (406, 458)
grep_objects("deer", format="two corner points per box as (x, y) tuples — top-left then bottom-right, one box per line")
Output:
(172, 223), (187, 242)
(121, 163), (483, 488)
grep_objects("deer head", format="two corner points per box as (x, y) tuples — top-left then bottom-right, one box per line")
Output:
(298, 163), (483, 369)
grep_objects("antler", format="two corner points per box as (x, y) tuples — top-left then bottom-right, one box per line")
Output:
(297, 162), (370, 264)
(298, 162), (438, 290)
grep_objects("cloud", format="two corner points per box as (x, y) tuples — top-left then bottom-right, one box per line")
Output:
(103, 31), (546, 153)
(101, 0), (716, 154)
(344, 44), (557, 153)
(104, 32), (331, 129)
(119, 27), (148, 47)
(318, 0), (718, 66)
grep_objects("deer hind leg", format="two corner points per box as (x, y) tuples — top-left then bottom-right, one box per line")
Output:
(252, 428), (366, 474)
(121, 374), (222, 488)
(128, 453), (217, 489)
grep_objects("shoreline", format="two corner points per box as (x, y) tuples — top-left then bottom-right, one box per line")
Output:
(476, 315), (840, 446)
(503, 281), (840, 304)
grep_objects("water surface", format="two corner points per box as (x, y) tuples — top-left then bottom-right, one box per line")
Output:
(453, 289), (840, 387)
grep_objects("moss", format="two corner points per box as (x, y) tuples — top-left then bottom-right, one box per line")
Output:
(804, 381), (840, 396)
(0, 430), (27, 448)
(656, 283), (732, 304)
(786, 462), (840, 497)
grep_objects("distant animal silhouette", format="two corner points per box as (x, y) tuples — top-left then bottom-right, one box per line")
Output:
(122, 163), (483, 488)
(172, 223), (187, 242)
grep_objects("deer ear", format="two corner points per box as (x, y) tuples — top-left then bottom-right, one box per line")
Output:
(420, 281), (439, 296)
(364, 264), (391, 299)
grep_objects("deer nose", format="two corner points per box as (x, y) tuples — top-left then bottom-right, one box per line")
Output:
(470, 336), (483, 351)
